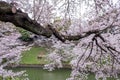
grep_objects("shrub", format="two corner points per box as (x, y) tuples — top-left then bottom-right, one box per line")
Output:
(17, 28), (33, 42)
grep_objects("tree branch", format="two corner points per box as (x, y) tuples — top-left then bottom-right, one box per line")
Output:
(0, 1), (117, 42)
(0, 1), (52, 38)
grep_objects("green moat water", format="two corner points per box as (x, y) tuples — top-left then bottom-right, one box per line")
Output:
(12, 67), (71, 80)
(11, 67), (118, 80)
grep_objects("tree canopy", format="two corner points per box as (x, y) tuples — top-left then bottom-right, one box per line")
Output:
(0, 0), (120, 80)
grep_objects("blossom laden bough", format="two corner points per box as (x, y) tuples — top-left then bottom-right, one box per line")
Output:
(0, 0), (120, 80)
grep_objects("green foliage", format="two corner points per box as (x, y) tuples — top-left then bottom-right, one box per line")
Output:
(17, 28), (32, 42)
(1, 58), (7, 64)
(0, 76), (3, 80)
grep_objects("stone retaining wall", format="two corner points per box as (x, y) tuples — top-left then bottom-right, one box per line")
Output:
(7, 64), (71, 69)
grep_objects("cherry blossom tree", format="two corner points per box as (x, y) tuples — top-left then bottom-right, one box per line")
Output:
(0, 21), (30, 79)
(0, 0), (120, 80)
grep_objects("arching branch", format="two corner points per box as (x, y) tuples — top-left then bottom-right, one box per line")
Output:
(0, 1), (117, 42)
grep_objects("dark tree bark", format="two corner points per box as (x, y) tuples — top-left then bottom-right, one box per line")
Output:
(0, 1), (15, 14)
(0, 1), (52, 37)
(0, 1), (113, 42)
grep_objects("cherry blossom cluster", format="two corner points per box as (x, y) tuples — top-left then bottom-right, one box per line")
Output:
(0, 21), (30, 79)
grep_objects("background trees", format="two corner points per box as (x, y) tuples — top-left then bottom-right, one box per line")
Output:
(0, 0), (120, 80)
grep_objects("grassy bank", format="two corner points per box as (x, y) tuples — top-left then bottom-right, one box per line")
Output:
(20, 46), (48, 64)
